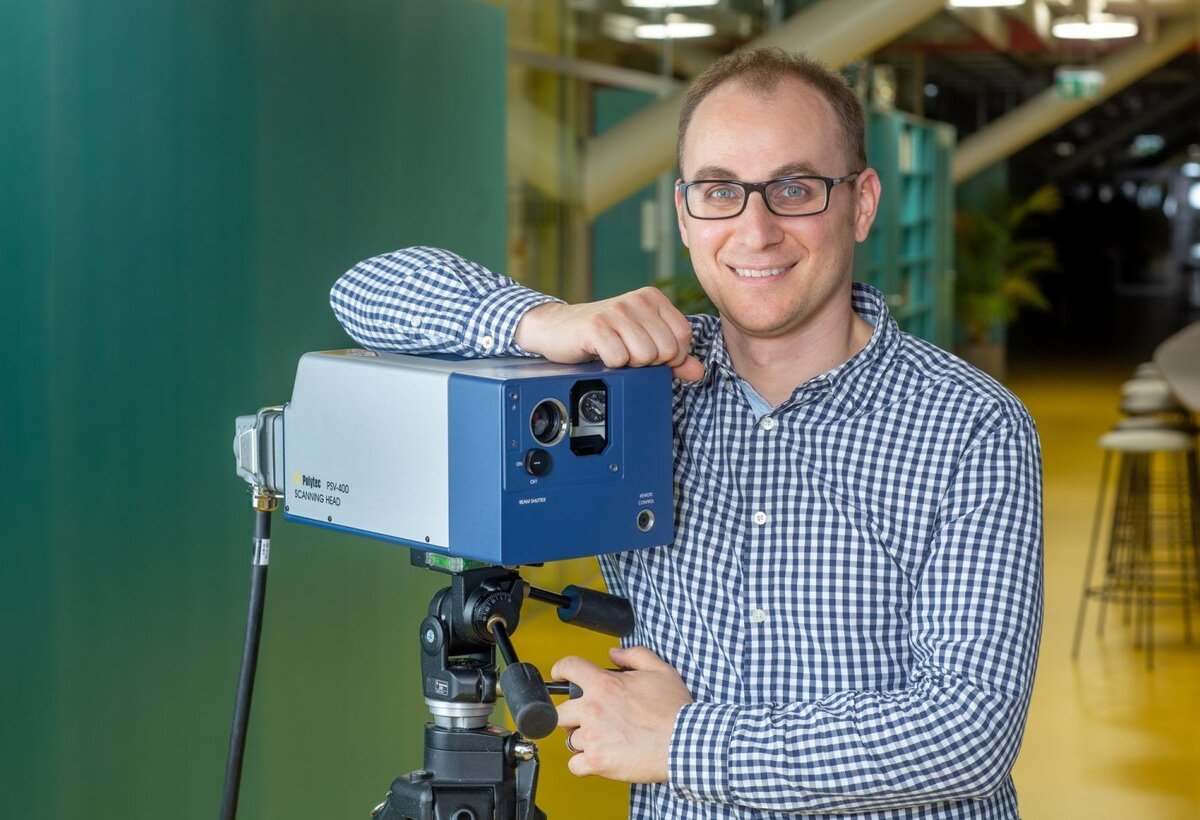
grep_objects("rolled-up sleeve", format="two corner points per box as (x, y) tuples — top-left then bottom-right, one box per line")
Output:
(330, 246), (561, 356)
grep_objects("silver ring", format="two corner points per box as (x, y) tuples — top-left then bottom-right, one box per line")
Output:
(565, 731), (581, 754)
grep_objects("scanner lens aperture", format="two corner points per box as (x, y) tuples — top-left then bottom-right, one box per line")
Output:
(530, 400), (567, 445)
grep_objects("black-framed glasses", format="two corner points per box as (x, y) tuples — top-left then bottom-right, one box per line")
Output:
(677, 172), (861, 219)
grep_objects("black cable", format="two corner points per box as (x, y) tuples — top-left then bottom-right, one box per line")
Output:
(219, 508), (272, 820)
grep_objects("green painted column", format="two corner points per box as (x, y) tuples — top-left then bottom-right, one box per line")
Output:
(0, 1), (506, 816)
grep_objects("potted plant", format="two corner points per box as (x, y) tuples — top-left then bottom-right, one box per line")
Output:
(954, 184), (1061, 380)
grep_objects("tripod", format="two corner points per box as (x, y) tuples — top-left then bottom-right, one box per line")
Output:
(370, 553), (634, 820)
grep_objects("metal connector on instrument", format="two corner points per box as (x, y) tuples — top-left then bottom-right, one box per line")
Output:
(234, 406), (285, 502)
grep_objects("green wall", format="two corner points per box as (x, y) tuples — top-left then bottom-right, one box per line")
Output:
(0, 1), (506, 816)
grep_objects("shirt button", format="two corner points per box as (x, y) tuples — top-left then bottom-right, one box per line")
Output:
(760, 417), (776, 431)
(752, 511), (767, 525)
(750, 609), (767, 624)
(410, 316), (423, 327)
(480, 335), (495, 350)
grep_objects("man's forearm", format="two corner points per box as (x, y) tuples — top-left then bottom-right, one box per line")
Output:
(330, 246), (560, 356)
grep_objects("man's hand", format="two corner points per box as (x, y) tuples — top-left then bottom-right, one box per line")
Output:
(551, 646), (694, 783)
(515, 288), (705, 382)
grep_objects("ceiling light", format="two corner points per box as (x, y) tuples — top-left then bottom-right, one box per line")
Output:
(623, 0), (719, 7)
(948, 0), (1025, 8)
(1052, 13), (1139, 40)
(635, 18), (716, 39)
(1181, 162), (1200, 178)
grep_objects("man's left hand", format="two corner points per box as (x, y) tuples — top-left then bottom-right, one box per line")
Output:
(551, 646), (694, 783)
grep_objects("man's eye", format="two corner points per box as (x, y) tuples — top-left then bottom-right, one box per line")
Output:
(702, 184), (743, 201)
(778, 183), (814, 199)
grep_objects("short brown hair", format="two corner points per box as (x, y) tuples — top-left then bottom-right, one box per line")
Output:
(677, 47), (867, 177)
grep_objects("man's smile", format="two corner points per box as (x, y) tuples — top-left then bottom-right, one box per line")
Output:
(727, 263), (794, 279)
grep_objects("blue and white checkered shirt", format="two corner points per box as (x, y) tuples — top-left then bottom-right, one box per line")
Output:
(331, 247), (1043, 820)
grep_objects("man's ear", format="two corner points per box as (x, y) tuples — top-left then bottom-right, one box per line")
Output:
(853, 168), (881, 243)
(674, 181), (691, 248)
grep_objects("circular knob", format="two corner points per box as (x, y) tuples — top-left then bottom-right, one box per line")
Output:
(524, 448), (552, 477)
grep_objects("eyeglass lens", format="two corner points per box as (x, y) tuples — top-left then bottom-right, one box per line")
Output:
(686, 177), (828, 218)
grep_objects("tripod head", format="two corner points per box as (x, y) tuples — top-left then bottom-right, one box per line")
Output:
(369, 552), (634, 820)
(414, 549), (633, 739)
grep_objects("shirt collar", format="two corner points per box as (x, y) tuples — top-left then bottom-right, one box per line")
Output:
(684, 282), (899, 409)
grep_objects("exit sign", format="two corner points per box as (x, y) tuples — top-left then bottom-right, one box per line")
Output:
(1055, 67), (1105, 100)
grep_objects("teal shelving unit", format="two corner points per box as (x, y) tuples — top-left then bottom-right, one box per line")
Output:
(855, 108), (956, 348)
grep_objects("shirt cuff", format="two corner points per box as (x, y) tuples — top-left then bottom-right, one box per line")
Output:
(466, 284), (563, 356)
(668, 701), (739, 804)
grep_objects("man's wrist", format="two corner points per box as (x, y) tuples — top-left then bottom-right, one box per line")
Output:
(514, 301), (559, 355)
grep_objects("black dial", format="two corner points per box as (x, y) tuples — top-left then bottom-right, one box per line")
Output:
(579, 390), (607, 424)
(524, 448), (552, 477)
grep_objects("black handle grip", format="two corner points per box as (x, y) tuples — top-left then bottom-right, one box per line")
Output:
(499, 662), (557, 739)
(557, 585), (635, 637)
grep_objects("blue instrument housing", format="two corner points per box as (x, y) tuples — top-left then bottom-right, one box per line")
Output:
(279, 351), (675, 565)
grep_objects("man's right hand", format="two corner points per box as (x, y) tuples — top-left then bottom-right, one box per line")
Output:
(515, 287), (705, 382)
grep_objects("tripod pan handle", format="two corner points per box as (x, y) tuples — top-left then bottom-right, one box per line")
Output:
(500, 662), (558, 739)
(557, 585), (635, 637)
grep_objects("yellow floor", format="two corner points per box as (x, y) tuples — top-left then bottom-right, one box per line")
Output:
(515, 362), (1200, 819)
(1008, 365), (1200, 819)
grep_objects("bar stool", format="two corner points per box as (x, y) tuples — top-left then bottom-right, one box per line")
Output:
(1071, 426), (1200, 669)
(1133, 361), (1162, 379)
(1119, 377), (1192, 425)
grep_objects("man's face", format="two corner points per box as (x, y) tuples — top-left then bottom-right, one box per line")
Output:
(675, 77), (879, 344)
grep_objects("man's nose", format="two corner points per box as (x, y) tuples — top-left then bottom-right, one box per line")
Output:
(737, 191), (784, 244)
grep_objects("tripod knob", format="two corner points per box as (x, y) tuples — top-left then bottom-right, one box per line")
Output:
(499, 661), (557, 739)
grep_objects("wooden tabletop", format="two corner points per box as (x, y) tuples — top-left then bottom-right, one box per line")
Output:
(1154, 321), (1200, 412)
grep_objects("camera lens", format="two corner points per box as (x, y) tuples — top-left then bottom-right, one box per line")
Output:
(530, 399), (566, 445)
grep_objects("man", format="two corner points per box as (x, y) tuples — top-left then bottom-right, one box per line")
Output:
(331, 48), (1042, 820)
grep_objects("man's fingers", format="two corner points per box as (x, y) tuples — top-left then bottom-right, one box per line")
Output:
(588, 323), (632, 369)
(550, 654), (604, 685)
(671, 355), (705, 383)
(567, 751), (594, 778)
(609, 645), (669, 671)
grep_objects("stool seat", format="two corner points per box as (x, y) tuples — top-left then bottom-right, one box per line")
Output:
(1122, 377), (1172, 397)
(1115, 417), (1196, 434)
(1120, 394), (1186, 416)
(1098, 428), (1195, 452)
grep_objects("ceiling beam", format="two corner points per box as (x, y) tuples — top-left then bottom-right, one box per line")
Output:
(1048, 80), (1200, 179)
(947, 6), (1010, 51)
(579, 0), (948, 218)
(953, 17), (1197, 183)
